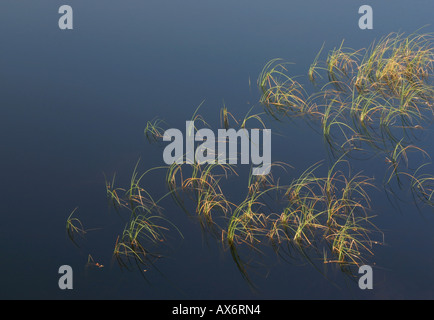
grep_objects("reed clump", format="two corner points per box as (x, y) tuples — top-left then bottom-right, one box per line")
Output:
(258, 59), (320, 119)
(258, 32), (434, 213)
(267, 159), (380, 269)
(96, 46), (434, 282)
(138, 105), (386, 281)
(181, 163), (236, 235)
(105, 163), (182, 270)
(321, 33), (433, 148)
(260, 32), (434, 154)
(64, 32), (434, 287)
(94, 32), (433, 282)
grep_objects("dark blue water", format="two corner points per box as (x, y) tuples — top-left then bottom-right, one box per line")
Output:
(1, 1), (433, 299)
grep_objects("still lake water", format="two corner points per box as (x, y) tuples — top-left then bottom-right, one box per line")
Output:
(0, 1), (433, 299)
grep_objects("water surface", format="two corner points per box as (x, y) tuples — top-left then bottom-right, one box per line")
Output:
(0, 0), (433, 299)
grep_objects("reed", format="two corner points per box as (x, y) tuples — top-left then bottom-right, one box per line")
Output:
(410, 164), (434, 207)
(240, 106), (267, 129)
(105, 173), (123, 211)
(66, 207), (86, 246)
(220, 104), (238, 129)
(308, 43), (325, 84)
(144, 118), (166, 143)
(384, 140), (429, 187)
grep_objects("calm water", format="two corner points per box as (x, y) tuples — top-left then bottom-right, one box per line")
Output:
(1, 1), (433, 299)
